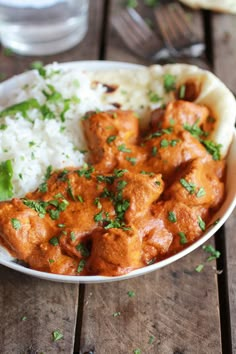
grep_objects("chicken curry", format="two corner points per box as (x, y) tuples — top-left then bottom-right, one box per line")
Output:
(0, 100), (225, 276)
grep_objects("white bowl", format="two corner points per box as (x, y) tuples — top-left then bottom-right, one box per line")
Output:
(0, 61), (235, 283)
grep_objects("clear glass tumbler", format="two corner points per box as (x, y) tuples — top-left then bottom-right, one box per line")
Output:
(0, 0), (89, 56)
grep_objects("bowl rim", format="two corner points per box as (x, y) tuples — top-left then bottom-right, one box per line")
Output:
(0, 60), (235, 284)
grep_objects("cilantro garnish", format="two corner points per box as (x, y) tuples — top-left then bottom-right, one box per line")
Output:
(183, 121), (208, 139)
(23, 199), (47, 218)
(0, 98), (40, 119)
(202, 244), (221, 261)
(30, 61), (46, 77)
(52, 329), (63, 342)
(195, 264), (204, 272)
(168, 211), (177, 223)
(118, 144), (131, 153)
(163, 74), (176, 93)
(106, 135), (117, 144)
(11, 218), (21, 230)
(49, 237), (59, 246)
(77, 259), (86, 273)
(178, 232), (187, 245)
(112, 311), (121, 317)
(148, 91), (162, 103)
(160, 139), (169, 148)
(198, 216), (206, 231)
(201, 140), (221, 160)
(127, 291), (135, 297)
(179, 84), (186, 99)
(0, 160), (13, 201)
(38, 165), (52, 193)
(125, 0), (138, 8)
(196, 187), (206, 198)
(77, 164), (95, 179)
(76, 243), (90, 257)
(126, 156), (137, 165)
(151, 146), (157, 156)
(179, 178), (196, 194)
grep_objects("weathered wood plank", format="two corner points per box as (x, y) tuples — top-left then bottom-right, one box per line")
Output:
(80, 1), (222, 353)
(0, 1), (104, 353)
(212, 13), (236, 353)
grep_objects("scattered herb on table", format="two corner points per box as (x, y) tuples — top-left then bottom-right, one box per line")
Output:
(113, 311), (121, 317)
(127, 290), (135, 297)
(202, 244), (221, 262)
(195, 264), (204, 273)
(52, 329), (64, 341)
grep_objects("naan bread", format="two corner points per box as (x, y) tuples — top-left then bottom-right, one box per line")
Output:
(88, 64), (236, 158)
(179, 0), (236, 13)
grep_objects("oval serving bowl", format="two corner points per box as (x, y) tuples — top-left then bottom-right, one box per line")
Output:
(0, 60), (235, 284)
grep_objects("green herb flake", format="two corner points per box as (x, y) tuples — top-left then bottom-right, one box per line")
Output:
(180, 178), (196, 194)
(195, 264), (204, 273)
(170, 139), (180, 147)
(178, 232), (187, 245)
(151, 146), (157, 156)
(168, 211), (177, 223)
(23, 199), (47, 218)
(148, 91), (162, 103)
(125, 0), (138, 8)
(48, 209), (60, 220)
(0, 98), (40, 119)
(133, 349), (141, 354)
(198, 216), (206, 231)
(163, 74), (176, 93)
(94, 211), (103, 222)
(0, 160), (13, 201)
(183, 121), (207, 139)
(112, 311), (121, 317)
(77, 259), (86, 273)
(0, 124), (7, 130)
(149, 335), (155, 344)
(52, 329), (63, 342)
(127, 290), (135, 297)
(77, 195), (84, 203)
(160, 139), (169, 148)
(21, 316), (27, 321)
(49, 259), (55, 264)
(11, 218), (21, 230)
(196, 187), (206, 198)
(202, 244), (221, 262)
(30, 61), (46, 77)
(179, 84), (186, 99)
(201, 140), (221, 160)
(76, 243), (90, 257)
(117, 144), (131, 153)
(106, 135), (117, 144)
(49, 237), (59, 246)
(169, 118), (175, 126)
(70, 231), (76, 241)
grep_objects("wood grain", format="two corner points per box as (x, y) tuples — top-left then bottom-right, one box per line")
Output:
(79, 1), (222, 353)
(0, 1), (104, 353)
(212, 13), (236, 353)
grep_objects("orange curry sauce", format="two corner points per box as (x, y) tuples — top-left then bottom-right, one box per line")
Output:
(0, 101), (225, 276)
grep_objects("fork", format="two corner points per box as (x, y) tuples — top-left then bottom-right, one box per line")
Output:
(112, 8), (170, 61)
(154, 3), (205, 58)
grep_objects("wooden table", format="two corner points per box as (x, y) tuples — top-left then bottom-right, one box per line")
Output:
(0, 1), (235, 353)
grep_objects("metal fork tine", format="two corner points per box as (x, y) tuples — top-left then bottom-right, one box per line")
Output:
(127, 8), (156, 39)
(112, 16), (140, 52)
(155, 7), (176, 48)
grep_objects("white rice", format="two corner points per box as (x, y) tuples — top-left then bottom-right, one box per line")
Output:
(0, 63), (114, 198)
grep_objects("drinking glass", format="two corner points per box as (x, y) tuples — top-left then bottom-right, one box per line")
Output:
(0, 0), (89, 56)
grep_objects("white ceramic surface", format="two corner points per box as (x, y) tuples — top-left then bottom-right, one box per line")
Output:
(0, 61), (235, 283)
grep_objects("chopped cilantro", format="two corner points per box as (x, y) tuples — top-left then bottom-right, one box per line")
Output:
(38, 165), (52, 193)
(126, 156), (137, 165)
(48, 209), (60, 220)
(49, 237), (59, 246)
(201, 140), (221, 160)
(94, 211), (103, 222)
(21, 316), (27, 321)
(77, 259), (86, 273)
(30, 61), (46, 77)
(202, 244), (221, 261)
(49, 259), (55, 264)
(183, 121), (207, 139)
(52, 329), (63, 342)
(151, 146), (157, 156)
(94, 197), (102, 209)
(112, 311), (121, 317)
(160, 139), (169, 147)
(144, 0), (159, 6)
(107, 135), (117, 144)
(127, 291), (135, 297)
(198, 216), (206, 231)
(168, 211), (177, 223)
(70, 231), (76, 241)
(196, 187), (206, 198)
(178, 232), (187, 244)
(179, 84), (186, 99)
(148, 91), (162, 102)
(118, 144), (131, 153)
(149, 335), (155, 344)
(77, 195), (84, 203)
(0, 160), (13, 201)
(170, 139), (180, 146)
(180, 178), (196, 194)
(77, 164), (95, 179)
(195, 264), (204, 272)
(0, 98), (40, 119)
(76, 243), (90, 257)
(0, 124), (7, 130)
(163, 74), (176, 92)
(11, 218), (21, 230)
(23, 199), (47, 218)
